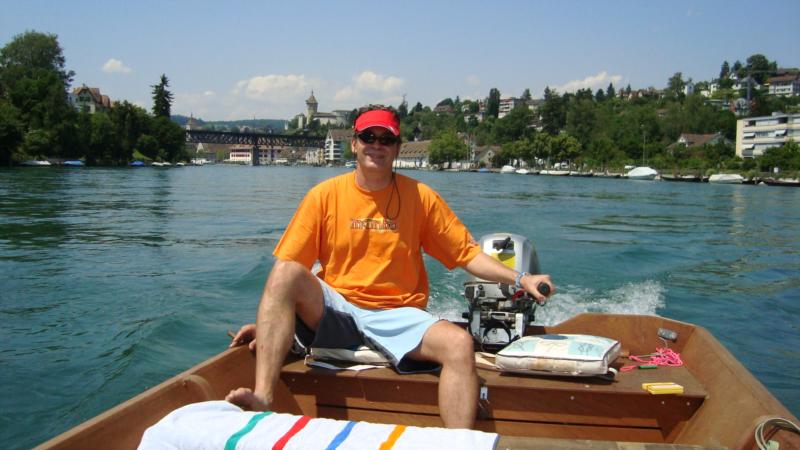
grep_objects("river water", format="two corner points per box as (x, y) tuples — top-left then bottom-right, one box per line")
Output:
(1, 165), (799, 448)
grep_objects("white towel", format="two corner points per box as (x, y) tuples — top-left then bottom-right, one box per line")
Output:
(139, 401), (498, 450)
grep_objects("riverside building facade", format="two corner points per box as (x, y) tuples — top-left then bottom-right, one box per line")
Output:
(736, 112), (800, 158)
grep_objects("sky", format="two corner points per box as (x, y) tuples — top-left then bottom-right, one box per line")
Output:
(2, 0), (798, 121)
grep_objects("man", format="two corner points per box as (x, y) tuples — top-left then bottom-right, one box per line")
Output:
(226, 105), (554, 429)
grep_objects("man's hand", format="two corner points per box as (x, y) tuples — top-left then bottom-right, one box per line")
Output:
(229, 323), (257, 350)
(519, 273), (555, 304)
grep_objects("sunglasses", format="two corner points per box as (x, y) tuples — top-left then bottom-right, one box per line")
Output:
(356, 131), (399, 146)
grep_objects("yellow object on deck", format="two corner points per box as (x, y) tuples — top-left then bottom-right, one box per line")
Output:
(642, 382), (685, 395)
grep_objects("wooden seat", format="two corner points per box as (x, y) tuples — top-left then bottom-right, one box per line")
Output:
(278, 355), (708, 444)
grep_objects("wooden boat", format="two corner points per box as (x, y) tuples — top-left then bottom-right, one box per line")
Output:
(35, 313), (799, 450)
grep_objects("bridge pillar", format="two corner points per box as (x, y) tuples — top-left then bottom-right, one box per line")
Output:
(252, 140), (260, 166)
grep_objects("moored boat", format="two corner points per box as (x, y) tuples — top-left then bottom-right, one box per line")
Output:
(500, 165), (516, 174)
(625, 166), (658, 180)
(514, 168), (530, 175)
(708, 173), (744, 184)
(762, 177), (800, 187)
(539, 169), (570, 176)
(661, 174), (702, 182)
(35, 313), (800, 450)
(20, 160), (52, 166)
(63, 160), (85, 167)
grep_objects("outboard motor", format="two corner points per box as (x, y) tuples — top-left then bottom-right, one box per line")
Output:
(462, 233), (542, 352)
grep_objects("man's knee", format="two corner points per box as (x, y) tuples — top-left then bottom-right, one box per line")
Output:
(266, 260), (311, 296)
(448, 327), (476, 366)
(425, 323), (475, 367)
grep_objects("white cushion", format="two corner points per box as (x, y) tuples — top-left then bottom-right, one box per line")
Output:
(495, 334), (620, 377)
(310, 345), (390, 366)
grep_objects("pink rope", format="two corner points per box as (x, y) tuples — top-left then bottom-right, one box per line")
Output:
(621, 347), (683, 372)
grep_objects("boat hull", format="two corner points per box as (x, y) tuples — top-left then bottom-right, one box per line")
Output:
(34, 314), (799, 450)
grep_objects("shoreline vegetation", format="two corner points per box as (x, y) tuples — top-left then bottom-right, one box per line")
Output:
(2, 31), (799, 180)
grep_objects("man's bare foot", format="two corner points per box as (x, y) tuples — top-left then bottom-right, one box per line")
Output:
(225, 387), (270, 411)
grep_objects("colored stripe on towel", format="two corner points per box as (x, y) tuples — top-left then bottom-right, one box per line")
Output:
(325, 421), (356, 450)
(379, 425), (407, 450)
(273, 415), (311, 450)
(224, 411), (273, 450)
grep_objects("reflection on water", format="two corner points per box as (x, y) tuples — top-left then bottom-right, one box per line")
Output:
(0, 166), (799, 448)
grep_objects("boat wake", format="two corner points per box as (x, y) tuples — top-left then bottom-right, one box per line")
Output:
(431, 279), (665, 326)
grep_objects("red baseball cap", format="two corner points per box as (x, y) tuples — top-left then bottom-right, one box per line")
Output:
(354, 109), (400, 136)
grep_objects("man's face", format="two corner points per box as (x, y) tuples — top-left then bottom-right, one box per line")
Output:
(353, 127), (399, 174)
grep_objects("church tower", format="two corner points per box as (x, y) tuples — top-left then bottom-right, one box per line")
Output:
(306, 91), (318, 119)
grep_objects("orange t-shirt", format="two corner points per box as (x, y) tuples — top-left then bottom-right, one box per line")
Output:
(273, 171), (481, 309)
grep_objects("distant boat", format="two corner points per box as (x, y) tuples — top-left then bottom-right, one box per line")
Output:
(662, 174), (702, 182)
(515, 168), (530, 175)
(500, 165), (516, 174)
(477, 167), (490, 173)
(151, 162), (166, 167)
(129, 161), (145, 167)
(540, 170), (570, 176)
(594, 172), (622, 179)
(626, 166), (658, 180)
(20, 160), (51, 166)
(175, 162), (186, 167)
(762, 178), (800, 187)
(63, 160), (85, 167)
(344, 161), (356, 168)
(569, 171), (594, 177)
(708, 173), (744, 184)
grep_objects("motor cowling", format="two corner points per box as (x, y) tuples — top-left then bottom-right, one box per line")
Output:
(463, 233), (541, 351)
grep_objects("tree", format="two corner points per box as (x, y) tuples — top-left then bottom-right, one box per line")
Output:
(595, 89), (606, 102)
(732, 60), (743, 77)
(151, 74), (173, 118)
(667, 72), (686, 100)
(720, 61), (730, 79)
(428, 130), (468, 168)
(397, 98), (408, 119)
(745, 54), (775, 84)
(0, 100), (24, 165)
(606, 83), (616, 100)
(0, 30), (73, 96)
(521, 88), (532, 101)
(412, 102), (424, 114)
(541, 87), (566, 135)
(135, 134), (159, 160)
(550, 133), (581, 167)
(487, 88), (500, 118)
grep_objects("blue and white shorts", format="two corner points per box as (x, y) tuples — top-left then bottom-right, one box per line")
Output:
(294, 278), (441, 373)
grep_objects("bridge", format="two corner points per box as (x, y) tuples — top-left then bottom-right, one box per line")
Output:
(185, 130), (326, 166)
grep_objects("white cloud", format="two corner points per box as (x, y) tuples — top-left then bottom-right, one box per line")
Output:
(466, 75), (481, 86)
(552, 71), (623, 94)
(334, 70), (404, 104)
(102, 58), (132, 74)
(232, 74), (311, 102)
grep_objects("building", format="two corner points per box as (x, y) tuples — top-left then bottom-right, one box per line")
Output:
(767, 73), (800, 97)
(675, 133), (729, 148)
(736, 112), (800, 158)
(667, 133), (730, 155)
(323, 129), (353, 165)
(498, 97), (523, 118)
(294, 92), (347, 129)
(70, 85), (111, 113)
(397, 140), (430, 168)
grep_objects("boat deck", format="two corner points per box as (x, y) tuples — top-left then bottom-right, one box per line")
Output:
(280, 356), (708, 444)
